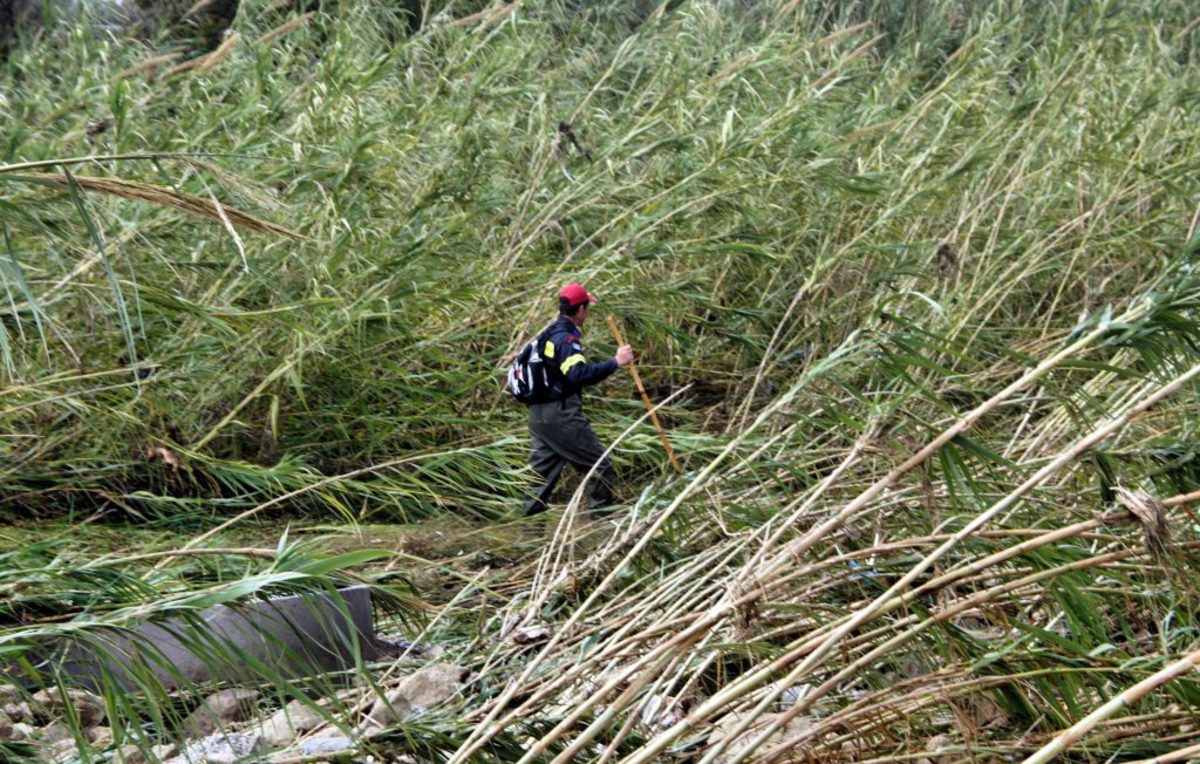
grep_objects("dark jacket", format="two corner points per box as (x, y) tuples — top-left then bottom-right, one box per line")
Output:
(541, 315), (617, 400)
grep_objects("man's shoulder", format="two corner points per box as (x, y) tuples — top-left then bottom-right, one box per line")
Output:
(545, 318), (581, 346)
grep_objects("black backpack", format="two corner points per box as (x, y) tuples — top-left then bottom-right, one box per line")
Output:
(506, 329), (555, 404)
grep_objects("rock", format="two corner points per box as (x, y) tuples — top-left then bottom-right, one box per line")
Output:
(39, 721), (73, 745)
(360, 689), (412, 736)
(182, 688), (259, 738)
(706, 712), (813, 763)
(172, 732), (264, 764)
(4, 701), (32, 722)
(48, 737), (78, 761)
(113, 744), (149, 764)
(394, 663), (466, 708)
(11, 722), (35, 741)
(87, 725), (114, 746)
(33, 688), (106, 727)
(926, 733), (952, 751)
(512, 626), (551, 645)
(0, 708), (11, 741)
(258, 699), (325, 748)
(297, 735), (355, 756)
(47, 736), (81, 760)
(152, 742), (179, 760)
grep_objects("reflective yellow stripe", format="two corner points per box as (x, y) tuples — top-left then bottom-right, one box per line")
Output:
(560, 354), (586, 375)
(544, 340), (555, 359)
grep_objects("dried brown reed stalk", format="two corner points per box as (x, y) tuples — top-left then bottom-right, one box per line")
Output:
(261, 11), (316, 44)
(167, 31), (241, 76)
(815, 21), (873, 50)
(453, 0), (519, 28)
(1177, 15), (1200, 41)
(13, 171), (305, 239)
(812, 34), (885, 89)
(119, 52), (184, 80)
(199, 31), (240, 72)
(1112, 486), (1171, 558)
(583, 364), (1200, 764)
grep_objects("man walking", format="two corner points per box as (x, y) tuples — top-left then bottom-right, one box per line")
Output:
(524, 283), (634, 516)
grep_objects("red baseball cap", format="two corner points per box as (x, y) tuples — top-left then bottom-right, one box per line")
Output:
(559, 282), (598, 307)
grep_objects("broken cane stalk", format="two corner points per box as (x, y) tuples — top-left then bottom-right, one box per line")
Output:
(606, 314), (682, 474)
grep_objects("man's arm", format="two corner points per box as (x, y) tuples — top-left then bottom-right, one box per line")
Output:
(554, 334), (618, 389)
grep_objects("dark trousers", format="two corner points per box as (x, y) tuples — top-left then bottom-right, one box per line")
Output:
(523, 395), (616, 515)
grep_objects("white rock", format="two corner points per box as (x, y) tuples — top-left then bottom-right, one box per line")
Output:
(0, 709), (11, 741)
(296, 735), (354, 756)
(48, 737), (78, 762)
(87, 725), (114, 747)
(183, 688), (259, 738)
(39, 721), (73, 745)
(360, 689), (412, 737)
(3, 701), (32, 723)
(172, 732), (264, 764)
(113, 744), (148, 764)
(11, 722), (35, 741)
(512, 626), (551, 645)
(925, 733), (952, 751)
(258, 699), (325, 748)
(394, 663), (466, 708)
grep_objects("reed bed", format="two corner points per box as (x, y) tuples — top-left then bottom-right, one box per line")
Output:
(3, 0), (1200, 761)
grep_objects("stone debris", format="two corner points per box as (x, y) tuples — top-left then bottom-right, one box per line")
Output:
(925, 733), (952, 751)
(512, 626), (551, 645)
(257, 699), (325, 748)
(359, 689), (412, 737)
(169, 732), (264, 764)
(0, 708), (11, 741)
(38, 721), (73, 745)
(295, 734), (355, 756)
(113, 744), (149, 764)
(3, 700), (32, 723)
(47, 737), (78, 761)
(32, 688), (106, 727)
(87, 725), (114, 747)
(11, 722), (35, 741)
(392, 663), (466, 708)
(183, 688), (260, 738)
(354, 662), (465, 739)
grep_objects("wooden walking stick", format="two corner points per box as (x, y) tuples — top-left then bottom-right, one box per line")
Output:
(606, 315), (682, 474)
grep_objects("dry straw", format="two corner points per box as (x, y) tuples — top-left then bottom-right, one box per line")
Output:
(12, 171), (305, 240)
